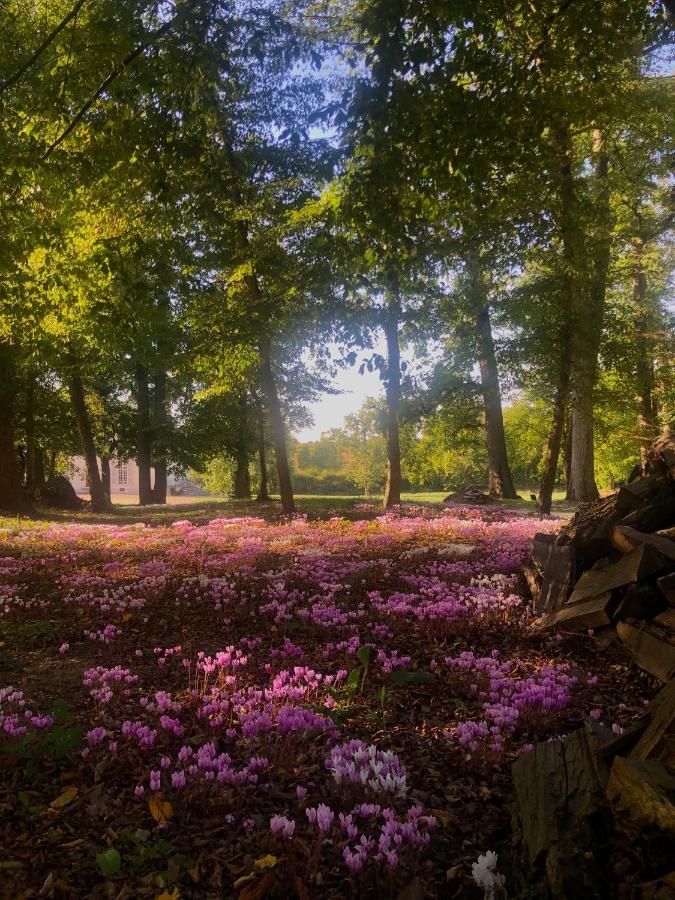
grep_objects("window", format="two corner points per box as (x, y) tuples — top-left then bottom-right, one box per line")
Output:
(117, 462), (128, 486)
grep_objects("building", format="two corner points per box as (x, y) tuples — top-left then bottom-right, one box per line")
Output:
(69, 457), (205, 497)
(69, 456), (151, 496)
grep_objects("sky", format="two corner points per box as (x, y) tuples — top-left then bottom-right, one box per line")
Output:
(294, 342), (386, 442)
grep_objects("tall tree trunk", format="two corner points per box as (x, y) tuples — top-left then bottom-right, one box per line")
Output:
(565, 128), (609, 501)
(67, 361), (108, 512)
(24, 378), (36, 495)
(210, 112), (294, 513)
(466, 256), (519, 498)
(135, 364), (153, 505)
(233, 393), (251, 500)
(259, 335), (295, 514)
(256, 400), (269, 502)
(383, 269), (403, 508)
(151, 370), (168, 504)
(101, 455), (111, 501)
(537, 344), (571, 515)
(0, 344), (29, 512)
(630, 239), (658, 471)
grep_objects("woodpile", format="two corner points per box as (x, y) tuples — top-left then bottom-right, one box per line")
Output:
(512, 680), (675, 898)
(443, 484), (496, 505)
(525, 448), (675, 682)
(515, 440), (675, 896)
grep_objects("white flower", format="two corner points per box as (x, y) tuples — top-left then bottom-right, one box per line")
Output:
(472, 851), (505, 897)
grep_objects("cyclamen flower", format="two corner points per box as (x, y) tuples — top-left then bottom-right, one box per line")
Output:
(149, 770), (161, 792)
(472, 851), (505, 898)
(58, 643), (69, 654)
(270, 815), (295, 839)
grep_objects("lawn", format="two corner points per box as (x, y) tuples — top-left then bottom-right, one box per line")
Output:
(0, 502), (655, 897)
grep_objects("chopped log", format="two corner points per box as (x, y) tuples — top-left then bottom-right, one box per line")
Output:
(613, 582), (668, 622)
(593, 623), (619, 650)
(532, 533), (555, 570)
(638, 872), (675, 899)
(615, 476), (659, 514)
(653, 608), (675, 630)
(657, 572), (675, 606)
(569, 545), (667, 605)
(631, 679), (675, 771)
(611, 525), (675, 562)
(537, 545), (576, 613)
(656, 527), (675, 541)
(617, 620), (675, 682)
(523, 563), (542, 606)
(605, 756), (675, 834)
(534, 593), (611, 632)
(622, 486), (675, 535)
(512, 725), (611, 896)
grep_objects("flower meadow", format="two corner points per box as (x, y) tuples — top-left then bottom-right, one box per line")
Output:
(0, 505), (656, 897)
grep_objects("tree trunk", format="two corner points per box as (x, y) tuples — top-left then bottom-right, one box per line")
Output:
(24, 378), (36, 495)
(0, 344), (28, 513)
(233, 394), (252, 499)
(34, 448), (45, 490)
(566, 128), (609, 502)
(383, 269), (402, 508)
(67, 361), (108, 512)
(630, 239), (658, 471)
(466, 256), (519, 498)
(101, 455), (111, 501)
(259, 335), (295, 514)
(136, 364), (153, 505)
(256, 400), (269, 502)
(537, 346), (571, 516)
(151, 370), (168, 504)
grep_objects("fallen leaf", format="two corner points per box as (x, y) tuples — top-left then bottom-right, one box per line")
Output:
(96, 847), (121, 876)
(155, 889), (180, 900)
(233, 873), (255, 889)
(253, 855), (277, 870)
(50, 786), (79, 809)
(148, 796), (173, 824)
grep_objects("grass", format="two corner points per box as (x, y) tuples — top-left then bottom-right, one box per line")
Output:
(0, 488), (580, 530)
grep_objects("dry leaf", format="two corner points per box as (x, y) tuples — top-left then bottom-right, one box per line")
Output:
(148, 796), (173, 824)
(50, 786), (79, 809)
(253, 855), (277, 869)
(233, 873), (255, 889)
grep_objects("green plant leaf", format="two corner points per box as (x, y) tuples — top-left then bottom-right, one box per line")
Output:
(96, 847), (122, 876)
(388, 669), (436, 687)
(356, 645), (372, 668)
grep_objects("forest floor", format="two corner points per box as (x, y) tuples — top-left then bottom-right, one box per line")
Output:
(0, 502), (657, 898)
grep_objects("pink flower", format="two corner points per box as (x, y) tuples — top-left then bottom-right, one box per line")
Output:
(270, 815), (295, 839)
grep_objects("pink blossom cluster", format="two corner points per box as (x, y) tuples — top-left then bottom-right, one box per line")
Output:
(0, 686), (53, 737)
(326, 741), (408, 797)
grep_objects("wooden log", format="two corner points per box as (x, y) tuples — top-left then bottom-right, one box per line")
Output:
(622, 488), (675, 534)
(617, 620), (675, 682)
(653, 608), (675, 631)
(538, 545), (576, 613)
(613, 582), (668, 622)
(657, 572), (675, 606)
(532, 532), (555, 570)
(512, 726), (610, 865)
(611, 525), (675, 562)
(534, 593), (611, 632)
(615, 476), (659, 514)
(523, 563), (542, 607)
(569, 545), (667, 605)
(631, 679), (675, 771)
(606, 756), (675, 834)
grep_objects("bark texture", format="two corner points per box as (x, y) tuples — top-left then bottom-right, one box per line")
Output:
(233, 394), (252, 499)
(67, 360), (108, 512)
(631, 239), (658, 471)
(0, 344), (28, 512)
(383, 269), (402, 508)
(565, 128), (609, 501)
(465, 256), (518, 498)
(260, 335), (295, 514)
(256, 402), (269, 502)
(135, 364), (153, 506)
(151, 370), (168, 504)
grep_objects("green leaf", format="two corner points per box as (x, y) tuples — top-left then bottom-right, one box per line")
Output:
(388, 669), (436, 687)
(96, 847), (122, 876)
(356, 645), (372, 668)
(346, 668), (361, 693)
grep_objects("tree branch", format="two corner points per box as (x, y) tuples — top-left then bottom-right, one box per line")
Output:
(0, 0), (88, 97)
(41, 0), (207, 160)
